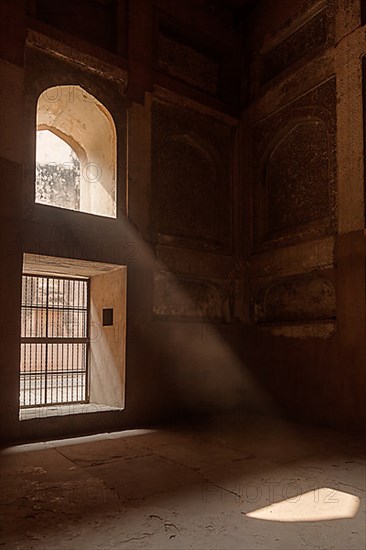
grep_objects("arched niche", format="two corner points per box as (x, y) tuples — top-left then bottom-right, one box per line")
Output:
(263, 119), (330, 235)
(157, 133), (220, 241)
(36, 85), (117, 218)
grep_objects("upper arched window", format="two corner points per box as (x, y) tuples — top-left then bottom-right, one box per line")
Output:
(35, 85), (117, 218)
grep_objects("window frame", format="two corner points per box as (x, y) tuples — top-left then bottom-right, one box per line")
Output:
(20, 273), (91, 408)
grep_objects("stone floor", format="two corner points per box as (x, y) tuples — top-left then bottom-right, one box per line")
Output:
(1, 414), (365, 549)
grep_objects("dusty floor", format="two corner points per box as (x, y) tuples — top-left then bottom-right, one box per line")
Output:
(0, 415), (365, 549)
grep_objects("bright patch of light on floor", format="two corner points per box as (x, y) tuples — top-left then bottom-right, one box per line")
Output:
(0, 429), (157, 455)
(246, 487), (360, 522)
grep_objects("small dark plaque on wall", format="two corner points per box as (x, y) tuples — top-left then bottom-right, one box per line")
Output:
(103, 308), (114, 326)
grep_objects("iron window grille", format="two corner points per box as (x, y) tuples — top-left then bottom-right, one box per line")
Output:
(20, 274), (90, 408)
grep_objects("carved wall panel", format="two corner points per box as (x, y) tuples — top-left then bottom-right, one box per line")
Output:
(252, 77), (336, 248)
(152, 100), (233, 252)
(254, 273), (336, 323)
(262, 7), (328, 85)
(266, 120), (330, 233)
(153, 272), (233, 322)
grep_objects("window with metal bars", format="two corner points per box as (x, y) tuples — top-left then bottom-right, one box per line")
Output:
(20, 274), (90, 408)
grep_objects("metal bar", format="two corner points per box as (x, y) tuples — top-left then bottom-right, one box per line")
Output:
(22, 305), (87, 311)
(21, 370), (87, 375)
(85, 279), (90, 403)
(21, 337), (89, 344)
(45, 276), (49, 404)
(23, 273), (89, 282)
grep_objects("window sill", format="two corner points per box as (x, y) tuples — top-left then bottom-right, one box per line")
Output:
(19, 403), (123, 421)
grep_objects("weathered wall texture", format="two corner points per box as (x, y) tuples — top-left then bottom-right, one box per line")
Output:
(242, 0), (366, 429)
(0, 0), (246, 442)
(0, 0), (365, 442)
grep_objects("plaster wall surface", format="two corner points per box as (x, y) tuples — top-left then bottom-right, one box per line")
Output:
(0, 0), (365, 442)
(90, 267), (127, 408)
(240, 0), (366, 429)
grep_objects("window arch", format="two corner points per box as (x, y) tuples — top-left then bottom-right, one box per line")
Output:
(35, 85), (117, 218)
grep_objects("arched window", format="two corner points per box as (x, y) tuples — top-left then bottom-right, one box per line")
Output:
(35, 85), (117, 218)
